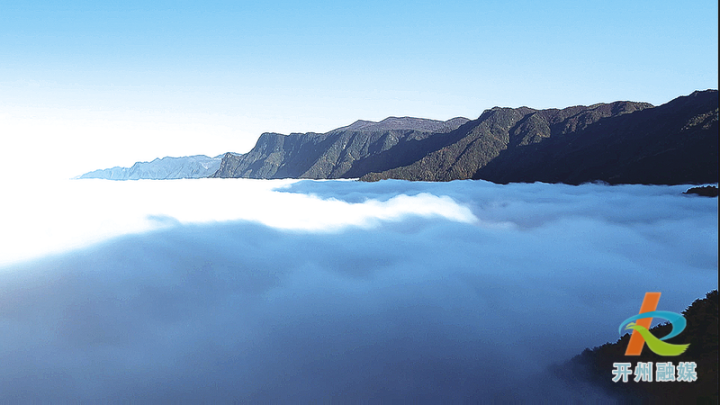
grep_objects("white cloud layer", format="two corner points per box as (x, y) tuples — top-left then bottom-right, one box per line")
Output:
(0, 179), (717, 402)
(0, 178), (477, 267)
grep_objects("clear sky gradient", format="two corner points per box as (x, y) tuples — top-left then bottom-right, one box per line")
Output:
(1, 0), (718, 177)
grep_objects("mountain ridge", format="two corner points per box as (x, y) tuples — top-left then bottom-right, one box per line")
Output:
(78, 154), (223, 180)
(360, 99), (657, 181)
(78, 90), (718, 185)
(327, 116), (470, 133)
(211, 117), (471, 179)
(471, 90), (718, 185)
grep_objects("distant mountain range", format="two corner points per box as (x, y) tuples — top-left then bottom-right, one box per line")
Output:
(79, 90), (718, 185)
(211, 116), (470, 179)
(78, 155), (223, 180)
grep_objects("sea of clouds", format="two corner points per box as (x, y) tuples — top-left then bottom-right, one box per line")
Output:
(0, 178), (717, 402)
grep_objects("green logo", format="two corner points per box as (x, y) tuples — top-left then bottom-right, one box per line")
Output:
(619, 292), (689, 356)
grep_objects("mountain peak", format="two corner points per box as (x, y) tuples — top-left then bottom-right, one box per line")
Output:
(327, 116), (469, 133)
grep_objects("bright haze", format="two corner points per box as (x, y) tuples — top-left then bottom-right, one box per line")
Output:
(1, 0), (718, 179)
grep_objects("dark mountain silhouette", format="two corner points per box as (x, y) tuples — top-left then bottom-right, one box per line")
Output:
(211, 117), (469, 179)
(472, 90), (719, 185)
(554, 290), (718, 404)
(360, 100), (654, 181)
(211, 90), (717, 185)
(685, 185), (719, 197)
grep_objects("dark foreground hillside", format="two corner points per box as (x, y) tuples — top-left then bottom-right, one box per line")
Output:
(554, 290), (718, 404)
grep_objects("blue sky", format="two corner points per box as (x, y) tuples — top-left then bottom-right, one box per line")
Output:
(1, 0), (718, 177)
